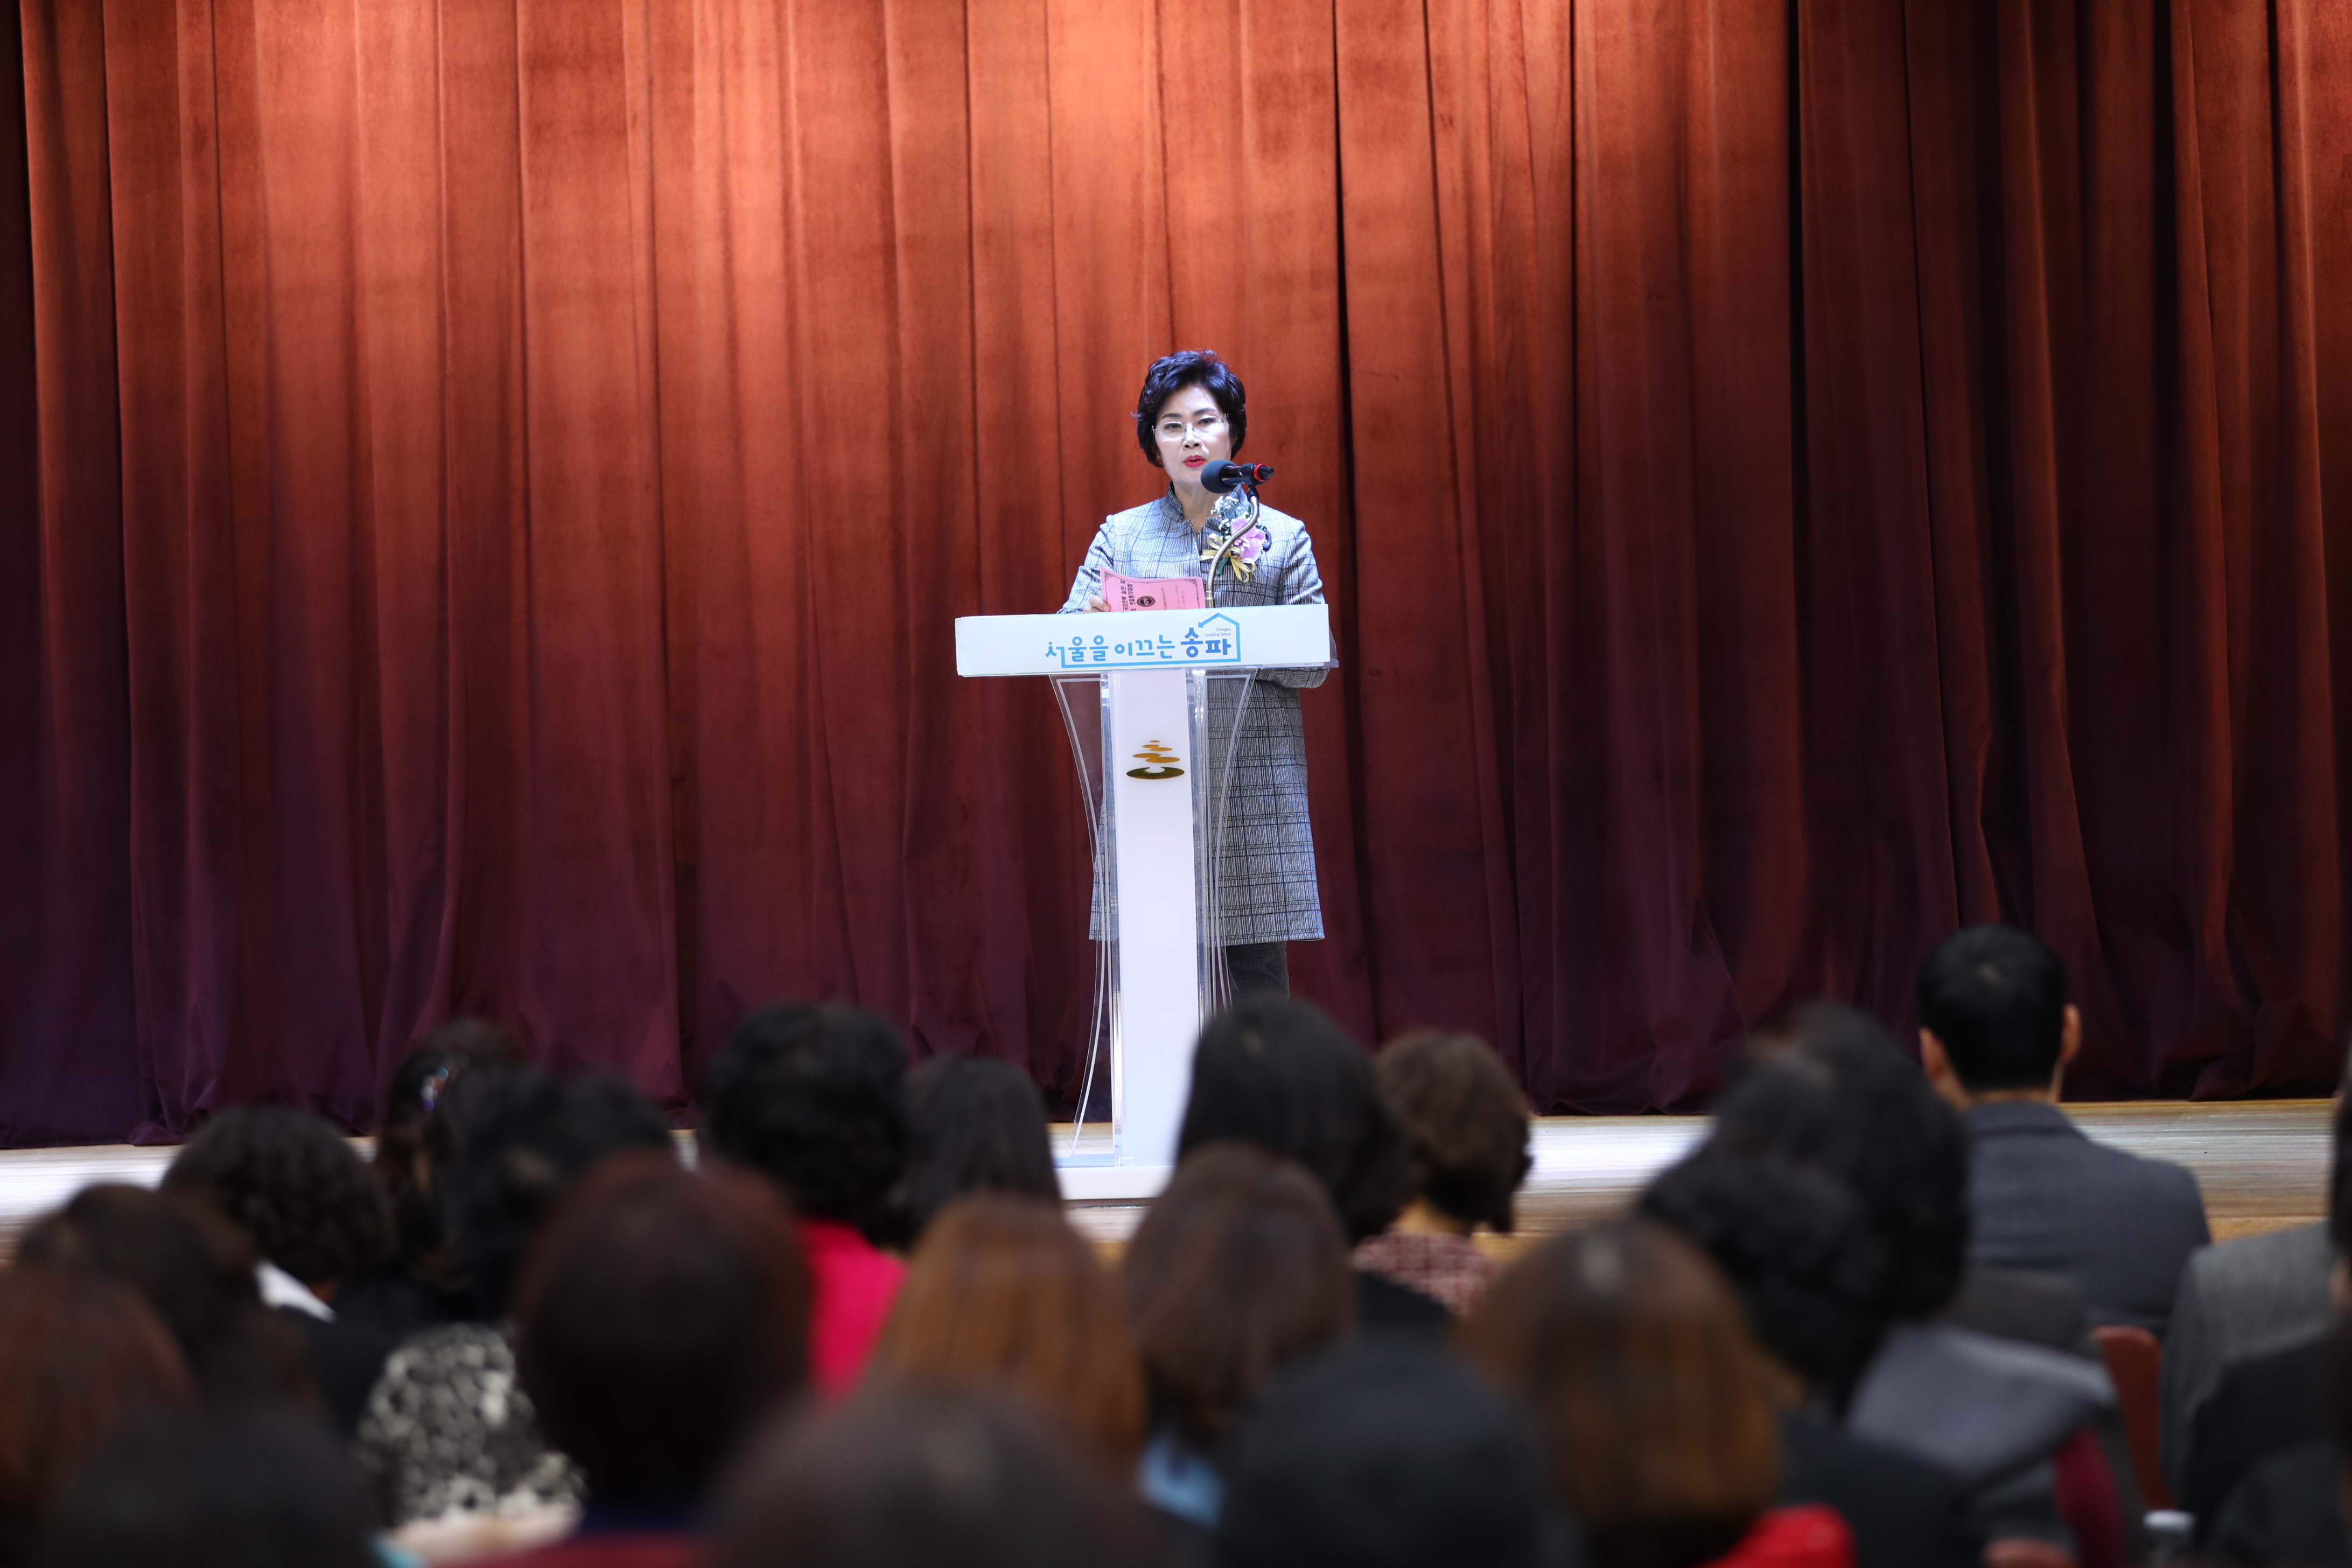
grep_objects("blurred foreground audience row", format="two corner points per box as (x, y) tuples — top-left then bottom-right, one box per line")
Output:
(0, 925), (2341, 1567)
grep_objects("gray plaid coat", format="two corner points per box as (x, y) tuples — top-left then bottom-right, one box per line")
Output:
(1060, 489), (1329, 943)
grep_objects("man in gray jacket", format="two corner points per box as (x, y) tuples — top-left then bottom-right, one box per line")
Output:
(1916, 925), (2211, 1337)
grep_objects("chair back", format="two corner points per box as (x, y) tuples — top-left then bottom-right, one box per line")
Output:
(2091, 1323), (2171, 1509)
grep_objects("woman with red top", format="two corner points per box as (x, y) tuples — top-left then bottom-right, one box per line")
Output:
(702, 1002), (911, 1397)
(1462, 1218), (1853, 1568)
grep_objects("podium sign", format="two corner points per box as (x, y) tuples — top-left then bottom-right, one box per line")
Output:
(957, 604), (1332, 1201)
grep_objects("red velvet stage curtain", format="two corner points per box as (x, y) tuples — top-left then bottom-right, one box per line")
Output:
(1, 0), (2346, 1142)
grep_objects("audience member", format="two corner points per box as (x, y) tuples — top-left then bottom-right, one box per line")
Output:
(38, 1410), (377, 1568)
(1122, 1143), (1355, 1537)
(902, 1055), (1060, 1241)
(2161, 1085), (2345, 1496)
(872, 1193), (1144, 1463)
(2178, 1094), (2352, 1539)
(0, 1266), (193, 1564)
(1643, 1142), (1979, 1568)
(1462, 1219), (1851, 1568)
(1916, 925), (2210, 1335)
(354, 1063), (675, 1526)
(1177, 996), (1431, 1331)
(13, 1185), (316, 1411)
(703, 1002), (911, 1396)
(707, 1385), (1164, 1568)
(159, 1106), (399, 1434)
(2200, 1314), (2352, 1566)
(465, 1154), (811, 1567)
(1354, 1030), (1528, 1315)
(1217, 1337), (1573, 1568)
(1712, 1004), (2130, 1561)
(367, 1019), (531, 1330)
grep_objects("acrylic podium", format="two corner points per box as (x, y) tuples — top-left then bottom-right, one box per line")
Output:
(955, 604), (1334, 1201)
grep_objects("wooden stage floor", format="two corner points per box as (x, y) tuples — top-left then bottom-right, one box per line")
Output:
(0, 1100), (2325, 1262)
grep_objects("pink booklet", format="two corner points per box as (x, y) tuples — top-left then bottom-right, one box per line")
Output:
(1100, 569), (1205, 612)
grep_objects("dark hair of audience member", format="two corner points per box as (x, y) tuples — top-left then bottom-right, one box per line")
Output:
(1914, 925), (2070, 1091)
(38, 1410), (376, 1568)
(1720, 1002), (1971, 1322)
(1375, 1030), (1533, 1233)
(1640, 1139), (1885, 1409)
(704, 1003), (909, 1240)
(873, 1193), (1145, 1463)
(439, 1063), (677, 1319)
(1216, 1339), (1564, 1568)
(13, 1186), (316, 1409)
(374, 1019), (528, 1282)
(514, 1152), (810, 1509)
(903, 1056), (1059, 1239)
(1177, 996), (1412, 1244)
(1462, 1219), (1782, 1568)
(1122, 1142), (1355, 1450)
(0, 1266), (193, 1563)
(709, 1385), (1164, 1568)
(159, 1107), (393, 1291)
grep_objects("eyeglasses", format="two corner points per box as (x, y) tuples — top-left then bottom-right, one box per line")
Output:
(1155, 414), (1227, 441)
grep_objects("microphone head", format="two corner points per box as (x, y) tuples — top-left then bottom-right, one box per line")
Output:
(1199, 459), (1243, 495)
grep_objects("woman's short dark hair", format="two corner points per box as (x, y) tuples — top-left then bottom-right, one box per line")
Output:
(1640, 1140), (1884, 1408)
(1375, 1031), (1532, 1234)
(1915, 925), (2069, 1091)
(42, 1409), (377, 1568)
(904, 1057), (1059, 1239)
(703, 1004), (909, 1234)
(1177, 997), (1412, 1244)
(514, 1153), (810, 1506)
(376, 1022), (529, 1275)
(438, 1064), (677, 1318)
(874, 1193), (1145, 1462)
(1715, 1002), (1970, 1322)
(1122, 1143), (1354, 1447)
(1131, 349), (1247, 468)
(709, 1385), (1163, 1568)
(0, 1265), (194, 1555)
(14, 1186), (316, 1409)
(1460, 1220), (1781, 1568)
(160, 1107), (393, 1289)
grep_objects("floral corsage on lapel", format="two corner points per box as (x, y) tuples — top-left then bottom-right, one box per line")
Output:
(1200, 503), (1270, 585)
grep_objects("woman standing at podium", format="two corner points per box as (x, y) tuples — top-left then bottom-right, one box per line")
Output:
(1059, 350), (1328, 997)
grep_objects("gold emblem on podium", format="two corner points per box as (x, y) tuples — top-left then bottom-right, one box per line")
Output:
(1126, 740), (1184, 781)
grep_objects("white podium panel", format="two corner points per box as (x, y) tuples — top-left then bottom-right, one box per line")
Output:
(956, 604), (1333, 677)
(1105, 670), (1201, 1173)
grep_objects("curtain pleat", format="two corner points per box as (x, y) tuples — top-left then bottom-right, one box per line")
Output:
(1, 0), (2346, 1139)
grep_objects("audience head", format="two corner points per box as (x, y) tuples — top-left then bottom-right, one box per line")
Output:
(710, 1384), (1164, 1568)
(904, 1056), (1059, 1240)
(1122, 1143), (1355, 1450)
(514, 1152), (810, 1508)
(1462, 1220), (1780, 1568)
(874, 1194), (1144, 1462)
(439, 1063), (676, 1318)
(1376, 1030), (1533, 1234)
(375, 1019), (528, 1270)
(1716, 1002), (1971, 1322)
(1915, 924), (2079, 1098)
(13, 1185), (314, 1408)
(0, 1266), (193, 1560)
(1640, 1139), (1884, 1406)
(704, 1003), (910, 1238)
(1217, 1339), (1567, 1568)
(1178, 996), (1412, 1244)
(38, 1410), (375, 1568)
(160, 1107), (393, 1291)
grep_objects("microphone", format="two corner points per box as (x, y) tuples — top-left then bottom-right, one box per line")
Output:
(1200, 459), (1274, 495)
